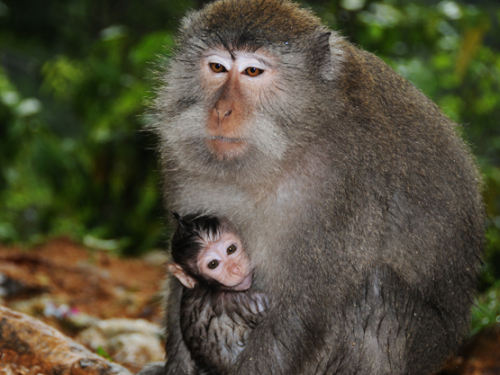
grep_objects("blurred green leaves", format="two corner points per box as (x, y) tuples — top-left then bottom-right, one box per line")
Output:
(0, 0), (184, 253)
(472, 280), (500, 335)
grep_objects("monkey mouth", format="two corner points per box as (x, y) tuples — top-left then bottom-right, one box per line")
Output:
(206, 136), (248, 159)
(209, 135), (245, 142)
(231, 273), (253, 291)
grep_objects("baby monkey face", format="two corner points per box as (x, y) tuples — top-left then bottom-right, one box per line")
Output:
(197, 232), (253, 291)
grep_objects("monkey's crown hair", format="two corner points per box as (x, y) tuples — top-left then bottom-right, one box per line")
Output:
(170, 213), (232, 274)
(187, 0), (322, 47)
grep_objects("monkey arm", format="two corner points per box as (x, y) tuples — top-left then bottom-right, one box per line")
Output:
(228, 236), (343, 374)
(137, 362), (167, 375)
(162, 278), (200, 375)
(230, 288), (328, 375)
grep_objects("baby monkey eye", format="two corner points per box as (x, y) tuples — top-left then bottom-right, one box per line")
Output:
(226, 244), (237, 254)
(209, 63), (227, 73)
(207, 260), (219, 269)
(244, 67), (264, 77)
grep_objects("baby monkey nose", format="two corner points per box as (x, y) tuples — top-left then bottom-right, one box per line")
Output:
(229, 263), (244, 276)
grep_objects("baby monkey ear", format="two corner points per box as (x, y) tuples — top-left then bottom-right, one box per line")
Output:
(167, 262), (197, 289)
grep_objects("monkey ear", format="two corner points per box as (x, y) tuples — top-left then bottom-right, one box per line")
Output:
(167, 262), (198, 289)
(317, 31), (332, 51)
(315, 31), (344, 81)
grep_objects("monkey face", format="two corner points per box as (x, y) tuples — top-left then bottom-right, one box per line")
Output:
(155, 2), (341, 184)
(197, 231), (253, 291)
(155, 47), (298, 181)
(200, 51), (278, 160)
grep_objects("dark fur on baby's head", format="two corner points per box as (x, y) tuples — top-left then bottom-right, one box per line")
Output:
(171, 212), (233, 278)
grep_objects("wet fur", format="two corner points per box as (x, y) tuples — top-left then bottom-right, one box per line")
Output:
(180, 285), (268, 374)
(140, 0), (485, 374)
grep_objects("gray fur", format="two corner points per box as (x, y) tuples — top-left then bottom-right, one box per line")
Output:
(142, 0), (485, 374)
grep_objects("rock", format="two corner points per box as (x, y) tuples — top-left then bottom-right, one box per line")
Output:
(76, 318), (163, 347)
(75, 318), (165, 372)
(109, 333), (165, 371)
(9, 295), (67, 317)
(0, 362), (46, 375)
(0, 306), (131, 375)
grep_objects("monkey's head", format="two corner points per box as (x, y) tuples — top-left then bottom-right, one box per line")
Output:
(169, 213), (252, 291)
(155, 0), (344, 184)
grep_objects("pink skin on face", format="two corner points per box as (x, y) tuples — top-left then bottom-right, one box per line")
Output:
(197, 232), (252, 291)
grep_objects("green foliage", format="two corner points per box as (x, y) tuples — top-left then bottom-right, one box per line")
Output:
(1, 0), (500, 329)
(96, 346), (114, 361)
(0, 0), (190, 253)
(472, 280), (500, 335)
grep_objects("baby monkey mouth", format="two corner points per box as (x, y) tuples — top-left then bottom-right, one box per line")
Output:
(230, 273), (253, 291)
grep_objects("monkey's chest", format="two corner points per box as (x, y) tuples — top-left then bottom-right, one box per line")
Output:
(180, 288), (268, 373)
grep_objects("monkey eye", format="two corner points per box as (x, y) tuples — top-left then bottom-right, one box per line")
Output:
(209, 63), (227, 73)
(244, 67), (264, 77)
(226, 244), (237, 255)
(207, 260), (219, 269)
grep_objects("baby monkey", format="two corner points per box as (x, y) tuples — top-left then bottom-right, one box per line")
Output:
(167, 213), (253, 292)
(167, 213), (269, 374)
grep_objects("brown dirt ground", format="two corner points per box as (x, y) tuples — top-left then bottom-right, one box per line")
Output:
(0, 238), (499, 374)
(0, 238), (165, 335)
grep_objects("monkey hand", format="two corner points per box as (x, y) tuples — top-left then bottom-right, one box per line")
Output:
(230, 303), (321, 375)
(137, 362), (166, 375)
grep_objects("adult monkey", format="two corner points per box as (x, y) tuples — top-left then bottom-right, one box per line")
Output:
(142, 0), (485, 374)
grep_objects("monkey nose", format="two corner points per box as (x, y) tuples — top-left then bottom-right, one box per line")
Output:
(230, 264), (243, 276)
(214, 105), (233, 120)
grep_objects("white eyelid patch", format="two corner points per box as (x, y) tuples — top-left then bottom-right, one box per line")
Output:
(235, 56), (269, 72)
(206, 55), (233, 71)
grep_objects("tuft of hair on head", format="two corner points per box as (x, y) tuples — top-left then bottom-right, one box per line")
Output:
(172, 211), (192, 237)
(170, 213), (231, 277)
